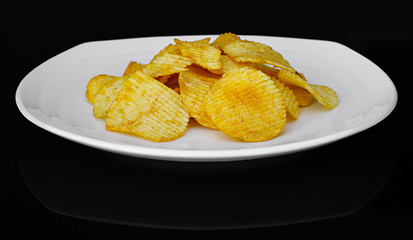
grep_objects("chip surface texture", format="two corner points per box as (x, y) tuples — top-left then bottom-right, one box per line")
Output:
(105, 71), (190, 142)
(204, 67), (287, 142)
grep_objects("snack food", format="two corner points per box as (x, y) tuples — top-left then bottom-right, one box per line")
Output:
(86, 33), (338, 142)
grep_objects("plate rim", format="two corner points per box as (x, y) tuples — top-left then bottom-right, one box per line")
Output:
(15, 35), (398, 162)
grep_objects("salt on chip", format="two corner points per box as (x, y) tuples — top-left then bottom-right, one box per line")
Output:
(179, 66), (220, 129)
(222, 40), (295, 72)
(204, 67), (286, 142)
(277, 70), (338, 109)
(106, 71), (190, 142)
(175, 38), (221, 71)
(143, 53), (192, 78)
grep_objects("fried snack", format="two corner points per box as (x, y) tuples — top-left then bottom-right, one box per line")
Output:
(290, 86), (313, 107)
(86, 74), (119, 104)
(222, 40), (296, 72)
(174, 38), (221, 71)
(277, 70), (338, 109)
(106, 71), (189, 142)
(204, 67), (286, 142)
(179, 66), (220, 129)
(86, 74), (126, 118)
(211, 32), (241, 50)
(123, 61), (146, 76)
(272, 78), (300, 119)
(143, 53), (192, 78)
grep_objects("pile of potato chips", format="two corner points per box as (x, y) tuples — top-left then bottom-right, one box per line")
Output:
(86, 33), (338, 142)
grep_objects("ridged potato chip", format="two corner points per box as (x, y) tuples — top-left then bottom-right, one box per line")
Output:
(86, 74), (126, 118)
(179, 66), (220, 129)
(211, 32), (241, 50)
(143, 53), (192, 78)
(123, 61), (146, 76)
(290, 86), (313, 107)
(222, 40), (295, 72)
(86, 74), (118, 105)
(272, 78), (300, 119)
(204, 67), (286, 142)
(106, 71), (190, 142)
(175, 38), (221, 71)
(277, 70), (338, 109)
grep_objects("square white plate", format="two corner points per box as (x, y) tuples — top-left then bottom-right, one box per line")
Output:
(15, 35), (397, 161)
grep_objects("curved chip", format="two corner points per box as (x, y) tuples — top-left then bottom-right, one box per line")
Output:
(179, 66), (220, 129)
(175, 38), (221, 71)
(106, 71), (190, 142)
(211, 32), (241, 50)
(277, 70), (338, 109)
(86, 74), (118, 105)
(143, 53), (192, 78)
(204, 67), (286, 142)
(272, 78), (300, 119)
(123, 61), (146, 77)
(222, 40), (295, 72)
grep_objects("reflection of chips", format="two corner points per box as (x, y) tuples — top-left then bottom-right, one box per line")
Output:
(272, 78), (300, 119)
(143, 53), (192, 78)
(277, 70), (338, 109)
(175, 38), (221, 71)
(123, 61), (146, 76)
(222, 40), (295, 72)
(106, 71), (189, 142)
(179, 66), (220, 129)
(86, 74), (125, 118)
(204, 67), (286, 142)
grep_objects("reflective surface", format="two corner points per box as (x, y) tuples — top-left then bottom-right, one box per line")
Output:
(19, 128), (395, 230)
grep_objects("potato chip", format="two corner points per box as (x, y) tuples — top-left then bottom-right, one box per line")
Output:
(272, 78), (300, 119)
(179, 66), (220, 129)
(290, 86), (313, 107)
(123, 61), (146, 77)
(277, 70), (338, 109)
(86, 74), (118, 105)
(91, 76), (126, 118)
(222, 40), (295, 72)
(204, 67), (286, 142)
(143, 53), (192, 78)
(106, 71), (190, 142)
(174, 38), (221, 71)
(211, 32), (241, 50)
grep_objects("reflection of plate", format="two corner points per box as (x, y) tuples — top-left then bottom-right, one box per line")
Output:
(15, 35), (397, 162)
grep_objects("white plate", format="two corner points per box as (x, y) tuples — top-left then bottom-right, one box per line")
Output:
(15, 35), (397, 162)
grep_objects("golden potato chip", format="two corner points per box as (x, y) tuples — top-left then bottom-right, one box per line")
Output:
(277, 70), (338, 109)
(143, 53), (192, 78)
(204, 67), (286, 142)
(91, 76), (126, 118)
(210, 55), (251, 75)
(123, 61), (146, 77)
(106, 71), (190, 142)
(250, 63), (280, 77)
(179, 66), (220, 129)
(272, 78), (300, 119)
(290, 86), (313, 107)
(222, 40), (295, 72)
(86, 74), (118, 105)
(211, 32), (241, 50)
(175, 38), (221, 71)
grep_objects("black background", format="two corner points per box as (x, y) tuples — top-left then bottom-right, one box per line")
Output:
(4, 2), (411, 239)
